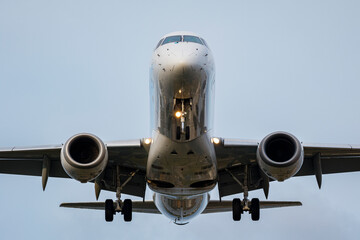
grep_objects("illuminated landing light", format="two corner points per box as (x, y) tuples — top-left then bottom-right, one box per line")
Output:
(144, 138), (152, 145)
(212, 137), (220, 144)
(175, 111), (182, 118)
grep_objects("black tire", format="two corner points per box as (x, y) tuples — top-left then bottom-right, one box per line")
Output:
(232, 198), (242, 221)
(105, 199), (114, 222)
(123, 199), (132, 222)
(250, 198), (260, 221)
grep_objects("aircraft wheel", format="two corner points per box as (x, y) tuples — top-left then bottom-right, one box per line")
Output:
(250, 198), (260, 221)
(123, 199), (132, 222)
(232, 198), (242, 221)
(105, 199), (114, 222)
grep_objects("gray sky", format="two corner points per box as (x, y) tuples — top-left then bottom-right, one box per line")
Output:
(1, 0), (360, 239)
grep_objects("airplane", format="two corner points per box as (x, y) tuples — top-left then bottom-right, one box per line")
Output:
(1, 31), (360, 225)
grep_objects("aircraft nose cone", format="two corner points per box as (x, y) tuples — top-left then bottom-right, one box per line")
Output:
(167, 52), (204, 74)
(156, 43), (208, 74)
(153, 44), (213, 98)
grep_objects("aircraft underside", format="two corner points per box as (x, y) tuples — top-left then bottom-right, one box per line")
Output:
(1, 31), (360, 225)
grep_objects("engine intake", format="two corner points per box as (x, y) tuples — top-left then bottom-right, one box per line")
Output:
(61, 133), (108, 183)
(256, 131), (303, 181)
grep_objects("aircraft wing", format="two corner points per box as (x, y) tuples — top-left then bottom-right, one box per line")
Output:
(215, 138), (360, 198)
(0, 139), (149, 198)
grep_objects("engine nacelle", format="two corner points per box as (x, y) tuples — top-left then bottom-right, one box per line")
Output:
(60, 133), (108, 183)
(256, 131), (303, 181)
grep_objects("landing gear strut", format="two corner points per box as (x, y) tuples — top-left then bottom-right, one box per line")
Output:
(104, 166), (137, 222)
(226, 166), (261, 221)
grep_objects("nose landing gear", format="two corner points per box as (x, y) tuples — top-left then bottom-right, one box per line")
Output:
(174, 98), (191, 141)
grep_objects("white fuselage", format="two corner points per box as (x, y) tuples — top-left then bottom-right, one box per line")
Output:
(146, 32), (217, 224)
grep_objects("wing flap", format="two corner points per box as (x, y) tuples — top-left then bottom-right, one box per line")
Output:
(297, 143), (360, 176)
(0, 145), (68, 178)
(0, 159), (68, 178)
(296, 156), (360, 176)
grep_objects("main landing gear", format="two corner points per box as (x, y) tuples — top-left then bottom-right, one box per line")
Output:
(232, 197), (260, 221)
(104, 166), (137, 222)
(226, 166), (261, 221)
(105, 199), (132, 222)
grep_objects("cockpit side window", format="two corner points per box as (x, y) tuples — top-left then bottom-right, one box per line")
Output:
(161, 35), (182, 45)
(183, 35), (203, 45)
(155, 38), (164, 49)
(200, 38), (209, 48)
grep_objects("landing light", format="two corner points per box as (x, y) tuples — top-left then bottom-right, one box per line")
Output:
(212, 138), (220, 144)
(175, 111), (182, 118)
(144, 138), (152, 145)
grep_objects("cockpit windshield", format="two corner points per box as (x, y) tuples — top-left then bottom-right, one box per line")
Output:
(183, 35), (203, 44)
(162, 35), (182, 45)
(156, 35), (208, 49)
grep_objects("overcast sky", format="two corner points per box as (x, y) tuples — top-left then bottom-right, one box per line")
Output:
(1, 0), (360, 239)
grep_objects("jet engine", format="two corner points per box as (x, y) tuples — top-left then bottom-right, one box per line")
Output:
(256, 131), (303, 181)
(60, 133), (108, 183)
